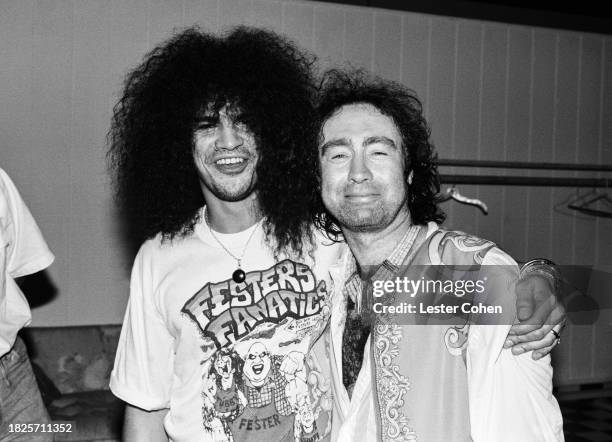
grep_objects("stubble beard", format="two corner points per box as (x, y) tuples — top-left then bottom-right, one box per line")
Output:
(332, 202), (390, 232)
(207, 181), (256, 202)
(331, 192), (411, 233)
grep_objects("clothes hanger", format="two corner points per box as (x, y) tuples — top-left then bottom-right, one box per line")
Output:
(438, 186), (488, 215)
(567, 188), (612, 218)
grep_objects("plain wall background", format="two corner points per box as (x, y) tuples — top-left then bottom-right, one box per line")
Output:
(1, 0), (610, 384)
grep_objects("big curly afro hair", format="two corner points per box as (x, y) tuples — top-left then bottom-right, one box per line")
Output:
(108, 26), (319, 255)
(314, 69), (445, 239)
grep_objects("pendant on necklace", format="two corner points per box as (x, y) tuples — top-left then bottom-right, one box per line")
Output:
(232, 268), (246, 283)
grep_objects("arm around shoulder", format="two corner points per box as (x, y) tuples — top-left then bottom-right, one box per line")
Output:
(468, 249), (564, 441)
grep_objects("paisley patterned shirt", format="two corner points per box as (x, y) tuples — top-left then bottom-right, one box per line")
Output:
(329, 222), (564, 442)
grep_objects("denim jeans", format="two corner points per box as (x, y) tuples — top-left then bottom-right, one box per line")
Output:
(0, 336), (52, 441)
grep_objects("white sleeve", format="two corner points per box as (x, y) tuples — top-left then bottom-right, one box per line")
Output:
(0, 168), (54, 278)
(1, 228), (7, 317)
(110, 243), (175, 410)
(467, 248), (564, 442)
(0, 169), (54, 354)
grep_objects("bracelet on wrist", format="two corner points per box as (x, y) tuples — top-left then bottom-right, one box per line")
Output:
(520, 258), (560, 292)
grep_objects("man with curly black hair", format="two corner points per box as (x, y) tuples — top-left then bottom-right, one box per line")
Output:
(108, 26), (563, 442)
(315, 70), (564, 441)
(108, 27), (339, 441)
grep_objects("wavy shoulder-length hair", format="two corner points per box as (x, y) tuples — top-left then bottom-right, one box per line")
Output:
(313, 69), (445, 239)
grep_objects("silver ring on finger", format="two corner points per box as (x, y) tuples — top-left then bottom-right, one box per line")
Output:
(550, 329), (561, 346)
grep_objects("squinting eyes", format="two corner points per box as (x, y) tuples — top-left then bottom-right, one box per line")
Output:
(195, 121), (251, 133)
(331, 153), (348, 160)
(324, 150), (391, 160)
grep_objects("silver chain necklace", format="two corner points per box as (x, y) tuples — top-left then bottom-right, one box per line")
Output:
(204, 207), (263, 283)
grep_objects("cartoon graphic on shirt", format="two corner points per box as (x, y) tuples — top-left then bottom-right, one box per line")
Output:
(213, 349), (248, 420)
(202, 371), (234, 442)
(182, 259), (329, 348)
(241, 342), (295, 414)
(287, 389), (322, 442)
(184, 260), (333, 441)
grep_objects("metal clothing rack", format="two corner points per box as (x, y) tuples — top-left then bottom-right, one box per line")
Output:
(437, 159), (612, 188)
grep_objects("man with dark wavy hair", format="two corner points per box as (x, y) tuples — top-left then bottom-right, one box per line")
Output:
(108, 27), (563, 442)
(315, 70), (564, 441)
(108, 27), (340, 442)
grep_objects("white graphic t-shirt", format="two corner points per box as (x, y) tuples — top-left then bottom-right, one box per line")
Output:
(110, 213), (342, 442)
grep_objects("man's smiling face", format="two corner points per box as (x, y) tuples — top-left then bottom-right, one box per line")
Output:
(193, 104), (259, 202)
(319, 103), (409, 233)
